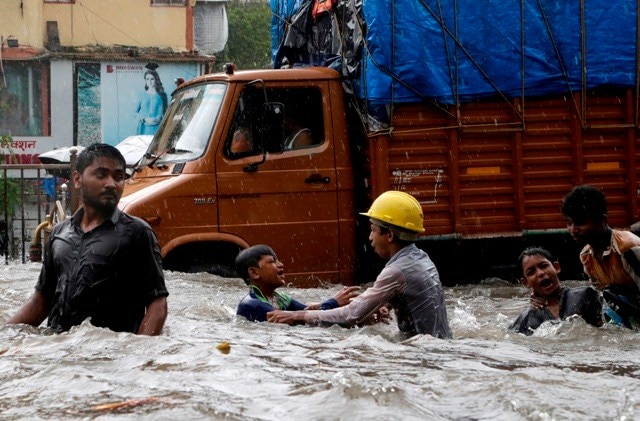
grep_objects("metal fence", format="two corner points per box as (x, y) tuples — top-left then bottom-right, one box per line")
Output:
(0, 163), (76, 265)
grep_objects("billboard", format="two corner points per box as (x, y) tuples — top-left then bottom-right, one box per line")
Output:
(90, 62), (199, 146)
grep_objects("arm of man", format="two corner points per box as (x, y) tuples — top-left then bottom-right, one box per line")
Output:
(7, 290), (50, 327)
(613, 230), (640, 288)
(268, 267), (401, 327)
(137, 296), (168, 336)
(305, 286), (361, 310)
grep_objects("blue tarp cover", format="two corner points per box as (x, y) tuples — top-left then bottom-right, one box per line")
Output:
(271, 0), (638, 104)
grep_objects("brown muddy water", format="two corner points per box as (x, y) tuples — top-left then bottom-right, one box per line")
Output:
(1, 262), (639, 420)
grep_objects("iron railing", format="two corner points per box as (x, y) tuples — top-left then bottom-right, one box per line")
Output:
(0, 163), (77, 265)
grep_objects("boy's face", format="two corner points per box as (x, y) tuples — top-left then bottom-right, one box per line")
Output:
(249, 254), (285, 289)
(520, 254), (561, 298)
(368, 222), (392, 259)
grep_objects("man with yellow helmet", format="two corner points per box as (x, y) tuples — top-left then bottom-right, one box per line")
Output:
(268, 190), (452, 339)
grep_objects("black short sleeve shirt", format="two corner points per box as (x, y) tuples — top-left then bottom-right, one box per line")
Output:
(36, 208), (168, 333)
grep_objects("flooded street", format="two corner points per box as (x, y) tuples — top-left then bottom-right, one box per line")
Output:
(1, 262), (639, 420)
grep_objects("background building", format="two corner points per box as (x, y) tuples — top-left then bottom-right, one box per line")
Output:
(0, 0), (227, 161)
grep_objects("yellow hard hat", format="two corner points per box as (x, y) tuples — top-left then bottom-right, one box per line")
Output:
(360, 190), (425, 240)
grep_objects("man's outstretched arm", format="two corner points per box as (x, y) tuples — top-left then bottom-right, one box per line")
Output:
(7, 290), (50, 327)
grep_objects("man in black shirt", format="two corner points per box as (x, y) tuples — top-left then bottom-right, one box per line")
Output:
(8, 143), (168, 335)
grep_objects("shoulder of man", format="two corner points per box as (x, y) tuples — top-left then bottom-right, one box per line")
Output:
(612, 229), (640, 254)
(117, 210), (155, 231)
(48, 217), (75, 243)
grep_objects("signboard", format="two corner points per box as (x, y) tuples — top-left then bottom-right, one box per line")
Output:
(81, 62), (198, 146)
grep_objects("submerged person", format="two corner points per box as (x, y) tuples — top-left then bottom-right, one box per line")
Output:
(268, 190), (453, 339)
(7, 143), (169, 335)
(235, 244), (360, 322)
(509, 247), (603, 335)
(561, 185), (640, 328)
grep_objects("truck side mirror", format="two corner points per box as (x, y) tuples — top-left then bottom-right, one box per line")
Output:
(242, 102), (285, 173)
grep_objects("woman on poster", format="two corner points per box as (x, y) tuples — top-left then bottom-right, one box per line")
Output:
(135, 63), (168, 135)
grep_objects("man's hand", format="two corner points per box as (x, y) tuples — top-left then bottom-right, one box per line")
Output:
(332, 286), (361, 307)
(529, 292), (547, 310)
(374, 306), (391, 324)
(267, 310), (306, 325)
(359, 306), (392, 325)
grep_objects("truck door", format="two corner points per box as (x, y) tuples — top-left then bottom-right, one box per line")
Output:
(215, 84), (343, 286)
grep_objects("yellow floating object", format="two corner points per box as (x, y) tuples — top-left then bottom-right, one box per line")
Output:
(216, 341), (231, 354)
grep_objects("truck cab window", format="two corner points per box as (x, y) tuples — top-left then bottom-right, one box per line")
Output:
(144, 83), (225, 166)
(225, 86), (324, 159)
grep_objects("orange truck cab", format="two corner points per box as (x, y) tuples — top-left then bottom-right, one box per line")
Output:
(119, 67), (358, 286)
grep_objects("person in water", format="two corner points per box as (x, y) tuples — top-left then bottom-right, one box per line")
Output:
(235, 244), (360, 322)
(267, 190), (453, 339)
(509, 247), (603, 335)
(561, 184), (640, 328)
(7, 143), (168, 335)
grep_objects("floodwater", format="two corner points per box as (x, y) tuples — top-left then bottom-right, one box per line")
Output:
(1, 262), (639, 420)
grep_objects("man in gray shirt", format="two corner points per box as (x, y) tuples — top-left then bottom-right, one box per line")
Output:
(268, 190), (452, 339)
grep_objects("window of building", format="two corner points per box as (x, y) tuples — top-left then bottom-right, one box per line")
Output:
(0, 61), (49, 137)
(151, 0), (187, 5)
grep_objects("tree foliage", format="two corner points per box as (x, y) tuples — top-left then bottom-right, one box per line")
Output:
(0, 135), (22, 220)
(218, 1), (273, 70)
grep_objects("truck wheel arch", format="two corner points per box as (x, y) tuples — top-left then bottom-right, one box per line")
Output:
(161, 233), (250, 277)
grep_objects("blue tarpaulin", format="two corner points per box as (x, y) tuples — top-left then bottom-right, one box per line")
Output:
(271, 0), (638, 104)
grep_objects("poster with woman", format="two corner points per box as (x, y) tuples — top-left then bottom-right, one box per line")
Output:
(134, 63), (168, 135)
(99, 62), (199, 145)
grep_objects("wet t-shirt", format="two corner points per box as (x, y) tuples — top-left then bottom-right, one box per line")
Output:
(236, 287), (339, 322)
(304, 243), (453, 339)
(36, 208), (168, 333)
(509, 287), (602, 335)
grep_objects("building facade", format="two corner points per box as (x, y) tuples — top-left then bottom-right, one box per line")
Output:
(0, 0), (227, 161)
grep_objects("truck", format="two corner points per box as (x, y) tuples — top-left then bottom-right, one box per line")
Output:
(118, 0), (640, 285)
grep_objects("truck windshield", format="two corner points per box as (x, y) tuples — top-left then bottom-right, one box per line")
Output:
(142, 83), (227, 166)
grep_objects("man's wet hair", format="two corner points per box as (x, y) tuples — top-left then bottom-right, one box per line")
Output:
(235, 244), (277, 285)
(517, 247), (556, 277)
(76, 143), (126, 174)
(560, 184), (607, 223)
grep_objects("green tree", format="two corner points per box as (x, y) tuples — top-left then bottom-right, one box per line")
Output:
(0, 135), (21, 221)
(218, 0), (273, 70)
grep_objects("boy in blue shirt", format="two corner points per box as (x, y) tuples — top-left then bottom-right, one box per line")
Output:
(235, 244), (359, 322)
